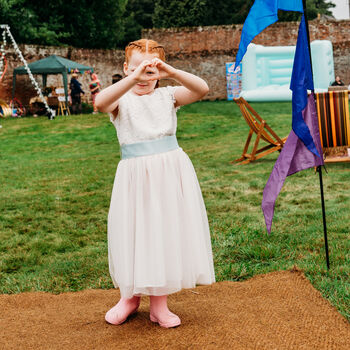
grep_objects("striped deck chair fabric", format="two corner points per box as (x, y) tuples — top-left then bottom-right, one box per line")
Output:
(315, 91), (350, 148)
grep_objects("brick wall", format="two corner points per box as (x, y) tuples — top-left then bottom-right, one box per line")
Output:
(1, 18), (349, 105)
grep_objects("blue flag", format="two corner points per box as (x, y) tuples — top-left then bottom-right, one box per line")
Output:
(290, 14), (320, 157)
(235, 0), (303, 70)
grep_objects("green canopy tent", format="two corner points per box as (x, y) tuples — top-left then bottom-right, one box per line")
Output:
(12, 55), (93, 105)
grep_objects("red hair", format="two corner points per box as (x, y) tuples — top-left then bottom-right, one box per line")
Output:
(125, 39), (166, 63)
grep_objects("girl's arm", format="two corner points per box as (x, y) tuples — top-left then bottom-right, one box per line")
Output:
(171, 70), (209, 107)
(152, 58), (209, 107)
(94, 75), (137, 113)
(94, 60), (158, 113)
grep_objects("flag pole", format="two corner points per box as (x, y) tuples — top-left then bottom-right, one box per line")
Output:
(302, 0), (330, 270)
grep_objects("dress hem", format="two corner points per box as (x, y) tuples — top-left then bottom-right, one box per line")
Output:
(113, 280), (216, 298)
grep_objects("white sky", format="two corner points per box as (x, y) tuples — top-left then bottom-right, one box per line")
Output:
(329, 0), (350, 19)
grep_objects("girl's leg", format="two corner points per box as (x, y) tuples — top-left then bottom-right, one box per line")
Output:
(149, 295), (181, 328)
(105, 295), (141, 325)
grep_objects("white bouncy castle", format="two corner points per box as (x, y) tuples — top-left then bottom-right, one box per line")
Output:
(240, 40), (334, 102)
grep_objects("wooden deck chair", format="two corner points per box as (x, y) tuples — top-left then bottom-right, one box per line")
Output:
(233, 97), (287, 164)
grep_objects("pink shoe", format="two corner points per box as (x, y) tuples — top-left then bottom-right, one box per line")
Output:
(149, 295), (181, 328)
(105, 297), (140, 325)
(150, 312), (181, 328)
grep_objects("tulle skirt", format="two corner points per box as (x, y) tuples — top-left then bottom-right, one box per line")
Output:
(107, 147), (216, 298)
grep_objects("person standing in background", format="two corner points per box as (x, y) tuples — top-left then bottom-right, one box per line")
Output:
(112, 73), (123, 85)
(70, 73), (85, 114)
(89, 71), (101, 114)
(331, 76), (345, 86)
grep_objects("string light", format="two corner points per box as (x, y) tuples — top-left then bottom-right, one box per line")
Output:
(0, 25), (54, 119)
(0, 29), (6, 76)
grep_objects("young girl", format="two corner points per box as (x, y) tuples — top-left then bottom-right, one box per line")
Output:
(95, 39), (216, 328)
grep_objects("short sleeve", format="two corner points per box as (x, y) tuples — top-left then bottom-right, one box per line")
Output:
(108, 98), (123, 125)
(166, 85), (180, 112)
(109, 109), (118, 125)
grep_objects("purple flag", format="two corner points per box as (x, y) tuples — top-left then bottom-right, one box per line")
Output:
(262, 93), (324, 233)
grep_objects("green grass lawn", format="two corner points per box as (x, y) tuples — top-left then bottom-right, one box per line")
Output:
(0, 101), (349, 320)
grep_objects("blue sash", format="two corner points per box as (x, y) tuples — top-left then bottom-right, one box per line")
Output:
(121, 135), (179, 159)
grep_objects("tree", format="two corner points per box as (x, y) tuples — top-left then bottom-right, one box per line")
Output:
(152, 0), (335, 28)
(0, 0), (68, 46)
(122, 0), (155, 47)
(203, 0), (254, 25)
(153, 0), (208, 28)
(279, 0), (335, 21)
(0, 0), (128, 49)
(28, 0), (128, 49)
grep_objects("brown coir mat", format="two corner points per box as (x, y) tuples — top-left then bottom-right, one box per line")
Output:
(1, 269), (349, 350)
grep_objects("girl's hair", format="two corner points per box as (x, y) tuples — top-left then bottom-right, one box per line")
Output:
(125, 39), (166, 63)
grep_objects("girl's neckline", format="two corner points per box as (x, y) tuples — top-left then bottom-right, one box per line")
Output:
(129, 89), (158, 97)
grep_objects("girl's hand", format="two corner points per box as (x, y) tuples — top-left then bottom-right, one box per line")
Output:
(150, 58), (177, 80)
(130, 60), (160, 83)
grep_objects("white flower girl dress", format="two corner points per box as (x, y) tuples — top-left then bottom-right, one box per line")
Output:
(108, 86), (216, 298)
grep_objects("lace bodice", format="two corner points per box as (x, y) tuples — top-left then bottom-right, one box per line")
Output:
(109, 86), (179, 146)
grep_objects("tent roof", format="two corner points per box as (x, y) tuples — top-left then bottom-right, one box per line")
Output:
(13, 55), (93, 75)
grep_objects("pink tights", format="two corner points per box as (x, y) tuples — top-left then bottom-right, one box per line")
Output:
(105, 295), (181, 328)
